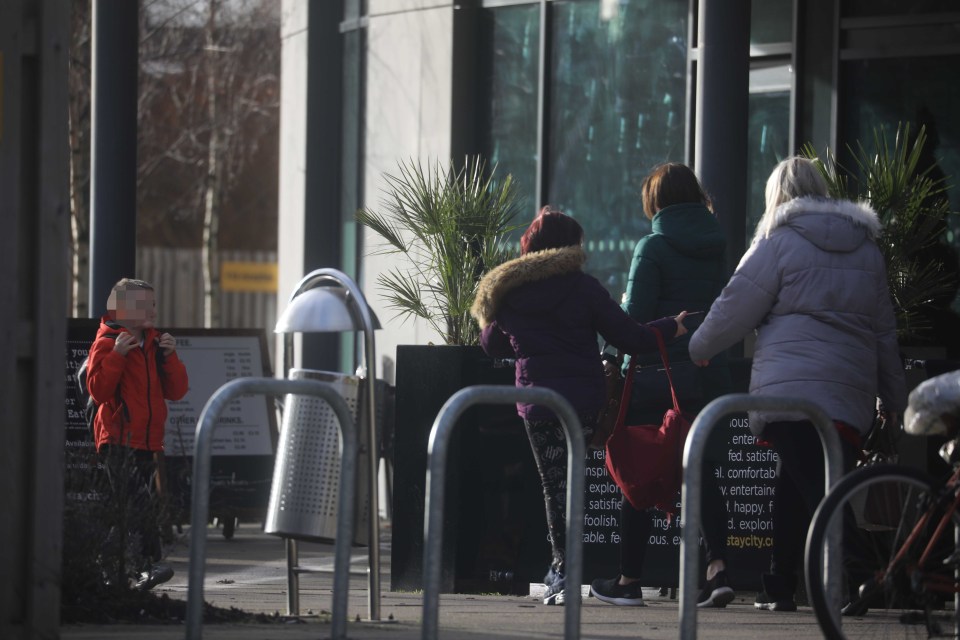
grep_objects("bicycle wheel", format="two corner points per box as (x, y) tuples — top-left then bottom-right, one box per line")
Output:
(806, 463), (960, 640)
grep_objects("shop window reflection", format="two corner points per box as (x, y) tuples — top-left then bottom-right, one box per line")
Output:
(547, 0), (688, 297)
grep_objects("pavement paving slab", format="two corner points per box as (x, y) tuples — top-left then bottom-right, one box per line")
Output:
(60, 520), (886, 639)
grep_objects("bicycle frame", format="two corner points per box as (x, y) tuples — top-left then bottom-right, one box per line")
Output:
(884, 460), (960, 597)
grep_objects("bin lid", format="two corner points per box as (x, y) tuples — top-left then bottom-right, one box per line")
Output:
(275, 287), (381, 333)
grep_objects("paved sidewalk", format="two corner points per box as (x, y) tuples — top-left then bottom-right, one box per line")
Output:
(60, 521), (878, 639)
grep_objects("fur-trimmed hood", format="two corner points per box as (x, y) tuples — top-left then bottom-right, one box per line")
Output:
(471, 246), (586, 328)
(764, 196), (881, 253)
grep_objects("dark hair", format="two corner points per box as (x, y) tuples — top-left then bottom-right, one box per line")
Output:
(520, 206), (584, 255)
(640, 163), (711, 220)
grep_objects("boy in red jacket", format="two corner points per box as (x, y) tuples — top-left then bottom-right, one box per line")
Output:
(87, 278), (189, 590)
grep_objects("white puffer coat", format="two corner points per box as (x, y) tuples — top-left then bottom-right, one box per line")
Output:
(688, 196), (907, 436)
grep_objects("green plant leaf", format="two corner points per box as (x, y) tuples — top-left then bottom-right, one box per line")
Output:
(356, 156), (522, 345)
(803, 122), (959, 343)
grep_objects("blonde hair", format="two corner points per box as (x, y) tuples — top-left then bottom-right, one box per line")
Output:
(107, 278), (154, 312)
(753, 157), (829, 241)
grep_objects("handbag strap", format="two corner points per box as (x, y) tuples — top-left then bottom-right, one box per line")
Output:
(614, 327), (682, 429)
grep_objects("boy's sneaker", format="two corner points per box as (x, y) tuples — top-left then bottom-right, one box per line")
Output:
(697, 570), (735, 608)
(542, 566), (565, 605)
(753, 591), (797, 612)
(136, 563), (174, 591)
(543, 577), (565, 605)
(589, 576), (646, 606)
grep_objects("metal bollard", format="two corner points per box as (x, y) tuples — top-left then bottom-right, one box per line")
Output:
(678, 394), (843, 640)
(185, 377), (358, 640)
(420, 385), (585, 640)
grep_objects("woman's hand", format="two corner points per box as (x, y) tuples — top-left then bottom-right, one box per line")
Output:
(673, 311), (689, 337)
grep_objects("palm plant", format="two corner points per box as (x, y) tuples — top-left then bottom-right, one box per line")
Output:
(356, 157), (524, 346)
(802, 123), (959, 342)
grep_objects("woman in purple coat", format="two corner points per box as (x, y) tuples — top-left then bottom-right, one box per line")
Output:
(471, 207), (689, 605)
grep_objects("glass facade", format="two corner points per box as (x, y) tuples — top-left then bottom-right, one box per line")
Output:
(479, 0), (795, 295)
(482, 0), (690, 296)
(547, 0), (688, 294)
(750, 0), (793, 45)
(840, 54), (960, 312)
(479, 5), (541, 225)
(844, 0), (958, 17)
(840, 56), (960, 220)
(745, 64), (791, 239)
(476, 1), (959, 302)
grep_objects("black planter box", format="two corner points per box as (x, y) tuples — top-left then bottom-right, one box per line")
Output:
(390, 345), (553, 594)
(390, 349), (773, 594)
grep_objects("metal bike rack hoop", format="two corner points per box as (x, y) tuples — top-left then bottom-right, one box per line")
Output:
(421, 385), (586, 640)
(678, 393), (843, 640)
(186, 377), (358, 640)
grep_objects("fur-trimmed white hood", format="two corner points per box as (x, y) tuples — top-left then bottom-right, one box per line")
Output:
(470, 246), (586, 328)
(762, 196), (881, 253)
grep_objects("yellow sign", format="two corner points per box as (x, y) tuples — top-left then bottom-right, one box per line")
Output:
(221, 261), (278, 293)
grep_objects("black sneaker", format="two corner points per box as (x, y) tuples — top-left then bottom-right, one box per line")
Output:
(842, 577), (880, 617)
(697, 570), (735, 608)
(589, 576), (646, 606)
(754, 591), (797, 612)
(135, 563), (174, 591)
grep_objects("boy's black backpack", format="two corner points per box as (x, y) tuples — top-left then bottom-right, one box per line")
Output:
(75, 334), (117, 438)
(75, 333), (166, 438)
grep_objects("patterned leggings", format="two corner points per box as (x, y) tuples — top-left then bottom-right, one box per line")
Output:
(523, 413), (596, 574)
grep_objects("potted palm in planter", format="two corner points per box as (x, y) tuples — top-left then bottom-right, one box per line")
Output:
(803, 123), (959, 347)
(357, 157), (545, 593)
(356, 156), (522, 346)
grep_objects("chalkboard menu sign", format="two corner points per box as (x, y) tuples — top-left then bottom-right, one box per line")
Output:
(64, 319), (277, 525)
(163, 333), (274, 456)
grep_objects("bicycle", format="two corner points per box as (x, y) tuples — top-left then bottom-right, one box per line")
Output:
(805, 369), (960, 640)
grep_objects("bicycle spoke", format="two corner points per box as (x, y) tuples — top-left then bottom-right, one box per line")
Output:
(806, 464), (960, 640)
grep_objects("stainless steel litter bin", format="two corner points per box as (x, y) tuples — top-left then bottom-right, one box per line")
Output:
(264, 369), (373, 545)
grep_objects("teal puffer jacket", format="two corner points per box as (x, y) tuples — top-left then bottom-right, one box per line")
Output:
(621, 202), (732, 405)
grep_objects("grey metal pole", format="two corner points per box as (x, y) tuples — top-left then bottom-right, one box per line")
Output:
(360, 308), (381, 619)
(278, 331), (303, 617)
(89, 0), (138, 315)
(678, 394), (843, 640)
(693, 0), (750, 280)
(421, 385), (585, 640)
(285, 538), (300, 615)
(186, 377), (358, 640)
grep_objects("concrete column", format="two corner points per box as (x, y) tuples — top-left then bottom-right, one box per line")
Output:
(89, 0), (138, 316)
(0, 0), (70, 636)
(694, 0), (750, 273)
(276, 0), (343, 373)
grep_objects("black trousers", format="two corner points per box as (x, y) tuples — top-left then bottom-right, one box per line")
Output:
(523, 414), (596, 574)
(619, 468), (727, 578)
(99, 444), (163, 567)
(761, 420), (859, 582)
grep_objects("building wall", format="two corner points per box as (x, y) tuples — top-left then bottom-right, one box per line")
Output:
(276, 0), (311, 373)
(361, 0), (456, 381)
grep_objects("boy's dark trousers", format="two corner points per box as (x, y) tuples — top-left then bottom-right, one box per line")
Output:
(100, 444), (164, 567)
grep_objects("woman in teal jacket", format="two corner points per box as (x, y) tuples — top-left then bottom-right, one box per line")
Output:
(591, 163), (734, 608)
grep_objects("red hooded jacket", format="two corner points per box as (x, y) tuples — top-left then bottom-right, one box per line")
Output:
(87, 317), (189, 452)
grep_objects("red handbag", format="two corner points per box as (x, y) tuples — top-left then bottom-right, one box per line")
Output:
(604, 328), (692, 516)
